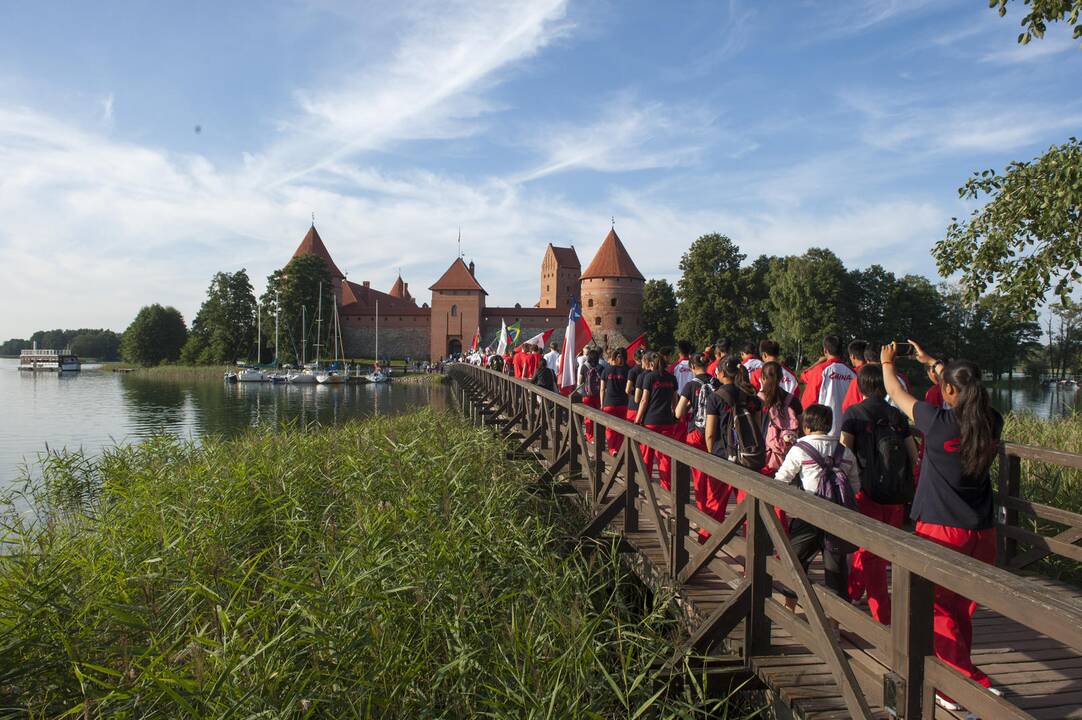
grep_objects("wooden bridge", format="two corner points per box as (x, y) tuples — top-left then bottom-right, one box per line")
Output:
(449, 364), (1082, 720)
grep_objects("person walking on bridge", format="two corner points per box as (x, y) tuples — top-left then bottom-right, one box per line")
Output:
(881, 340), (1003, 712)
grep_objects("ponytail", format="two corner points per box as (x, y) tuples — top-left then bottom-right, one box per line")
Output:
(943, 360), (996, 477)
(721, 356), (755, 396)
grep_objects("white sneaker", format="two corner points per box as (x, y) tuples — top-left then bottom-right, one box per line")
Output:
(988, 687), (1004, 697)
(935, 693), (962, 711)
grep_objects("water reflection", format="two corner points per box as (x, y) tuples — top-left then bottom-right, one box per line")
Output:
(988, 379), (1081, 418)
(0, 358), (449, 485)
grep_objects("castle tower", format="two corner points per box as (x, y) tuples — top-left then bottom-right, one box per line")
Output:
(292, 224), (346, 304)
(388, 274), (413, 303)
(429, 258), (486, 360)
(538, 244), (580, 311)
(580, 229), (644, 348)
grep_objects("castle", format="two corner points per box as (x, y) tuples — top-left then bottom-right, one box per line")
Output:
(287, 224), (645, 361)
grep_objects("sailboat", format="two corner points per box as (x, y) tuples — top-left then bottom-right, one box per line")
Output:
(238, 301), (267, 382)
(365, 299), (392, 383)
(316, 292), (346, 385)
(288, 305), (317, 384)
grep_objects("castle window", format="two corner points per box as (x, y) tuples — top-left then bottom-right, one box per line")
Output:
(595, 317), (602, 326)
(610, 298), (617, 307)
(616, 316), (623, 325)
(587, 298), (594, 308)
(450, 304), (457, 317)
(546, 285), (550, 292)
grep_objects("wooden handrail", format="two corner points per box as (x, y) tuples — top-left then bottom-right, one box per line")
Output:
(452, 364), (1082, 719)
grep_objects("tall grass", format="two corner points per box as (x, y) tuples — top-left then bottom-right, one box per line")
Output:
(1003, 412), (1082, 583)
(0, 410), (758, 719)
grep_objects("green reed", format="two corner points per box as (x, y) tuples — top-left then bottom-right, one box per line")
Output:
(1002, 412), (1082, 583)
(0, 410), (759, 719)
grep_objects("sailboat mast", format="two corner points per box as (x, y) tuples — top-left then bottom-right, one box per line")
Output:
(315, 282), (323, 366)
(375, 300), (379, 367)
(302, 306), (307, 366)
(274, 291), (280, 368)
(256, 301), (261, 365)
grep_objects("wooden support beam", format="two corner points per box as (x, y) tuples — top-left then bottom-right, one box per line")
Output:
(578, 488), (628, 541)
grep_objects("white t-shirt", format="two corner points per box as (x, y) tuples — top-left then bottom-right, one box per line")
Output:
(743, 357), (764, 374)
(672, 359), (695, 394)
(544, 350), (560, 370)
(774, 434), (858, 494)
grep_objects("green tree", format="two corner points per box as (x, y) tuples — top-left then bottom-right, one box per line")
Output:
(121, 305), (188, 366)
(261, 254), (334, 365)
(640, 279), (677, 348)
(741, 255), (781, 339)
(675, 234), (749, 346)
(70, 330), (121, 360)
(767, 248), (848, 368)
(0, 338), (31, 356)
(935, 3), (1082, 316)
(182, 270), (257, 364)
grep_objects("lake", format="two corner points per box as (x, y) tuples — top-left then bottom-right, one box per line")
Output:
(2, 360), (1079, 489)
(0, 359), (450, 487)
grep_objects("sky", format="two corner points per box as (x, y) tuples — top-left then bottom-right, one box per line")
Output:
(1, 0), (1080, 338)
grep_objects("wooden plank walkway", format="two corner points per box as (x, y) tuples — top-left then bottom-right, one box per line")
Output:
(451, 366), (1082, 720)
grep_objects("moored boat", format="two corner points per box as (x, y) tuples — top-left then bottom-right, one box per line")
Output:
(19, 346), (80, 372)
(237, 367), (266, 382)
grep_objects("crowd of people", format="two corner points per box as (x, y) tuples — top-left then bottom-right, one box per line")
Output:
(471, 332), (1003, 713)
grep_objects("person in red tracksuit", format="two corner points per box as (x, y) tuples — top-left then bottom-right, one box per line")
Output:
(633, 351), (679, 491)
(882, 340), (1004, 713)
(674, 353), (720, 541)
(599, 347), (628, 455)
(840, 363), (918, 626)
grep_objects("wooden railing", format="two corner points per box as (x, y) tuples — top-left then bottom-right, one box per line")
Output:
(998, 442), (1082, 575)
(449, 364), (1082, 720)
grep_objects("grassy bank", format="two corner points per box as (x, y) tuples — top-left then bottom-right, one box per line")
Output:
(95, 363), (232, 380)
(0, 410), (755, 719)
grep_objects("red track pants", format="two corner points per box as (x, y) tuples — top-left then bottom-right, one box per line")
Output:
(915, 521), (996, 688)
(848, 492), (905, 625)
(685, 428), (731, 540)
(582, 396), (598, 442)
(640, 423), (677, 490)
(602, 405), (626, 455)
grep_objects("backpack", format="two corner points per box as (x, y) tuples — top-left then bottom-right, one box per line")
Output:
(761, 392), (799, 472)
(689, 377), (718, 431)
(859, 417), (914, 505)
(795, 441), (858, 555)
(728, 393), (765, 471)
(583, 364), (602, 399)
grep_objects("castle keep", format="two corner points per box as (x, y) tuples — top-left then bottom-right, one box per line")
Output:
(287, 225), (645, 361)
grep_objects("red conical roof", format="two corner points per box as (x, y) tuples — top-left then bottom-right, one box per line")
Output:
(292, 225), (344, 279)
(429, 258), (487, 294)
(581, 229), (643, 281)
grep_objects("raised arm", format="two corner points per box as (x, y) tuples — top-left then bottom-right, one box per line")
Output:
(881, 341), (918, 422)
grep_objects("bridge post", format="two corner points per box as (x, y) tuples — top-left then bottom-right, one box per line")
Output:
(889, 568), (934, 719)
(591, 417), (606, 505)
(624, 440), (639, 533)
(671, 461), (690, 579)
(744, 498), (772, 657)
(568, 395), (582, 481)
(997, 450), (1021, 565)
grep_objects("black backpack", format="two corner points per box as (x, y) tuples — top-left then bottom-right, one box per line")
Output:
(859, 417), (914, 505)
(728, 393), (765, 471)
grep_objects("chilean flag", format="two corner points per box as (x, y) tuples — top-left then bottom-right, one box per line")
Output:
(556, 301), (592, 392)
(516, 328), (554, 352)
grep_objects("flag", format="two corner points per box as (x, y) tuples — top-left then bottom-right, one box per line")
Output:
(517, 328), (554, 352)
(505, 320), (522, 348)
(625, 333), (646, 358)
(496, 318), (509, 355)
(470, 326), (480, 352)
(556, 301), (592, 391)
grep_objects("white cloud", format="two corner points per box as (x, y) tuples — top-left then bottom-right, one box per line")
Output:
(981, 32), (1079, 63)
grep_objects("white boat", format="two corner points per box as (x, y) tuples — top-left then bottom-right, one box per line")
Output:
(237, 368), (266, 382)
(224, 371), (238, 383)
(19, 345), (80, 372)
(365, 369), (392, 384)
(288, 370), (318, 384)
(316, 371), (346, 385)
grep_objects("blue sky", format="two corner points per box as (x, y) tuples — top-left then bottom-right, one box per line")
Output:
(1, 0), (1080, 337)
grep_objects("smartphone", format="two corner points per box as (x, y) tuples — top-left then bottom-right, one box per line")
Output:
(895, 341), (914, 357)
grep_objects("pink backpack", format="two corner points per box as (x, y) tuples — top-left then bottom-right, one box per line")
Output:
(761, 392), (799, 472)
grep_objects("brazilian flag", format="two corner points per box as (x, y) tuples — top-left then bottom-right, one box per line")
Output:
(505, 321), (522, 347)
